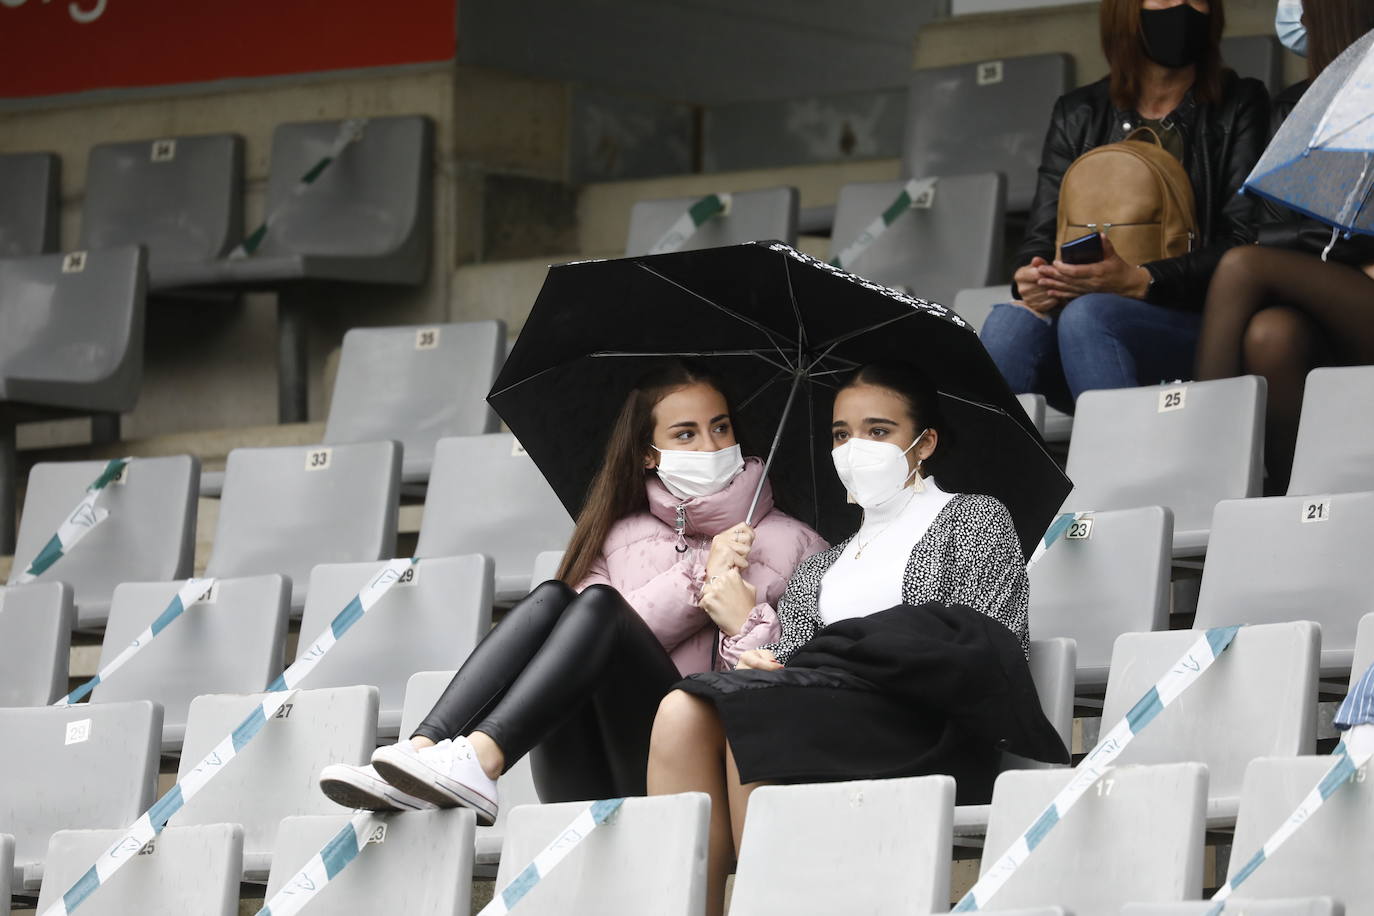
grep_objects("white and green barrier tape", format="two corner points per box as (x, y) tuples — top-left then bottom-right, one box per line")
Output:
(829, 177), (937, 271)
(255, 810), (384, 916)
(230, 118), (369, 259)
(1026, 511), (1091, 570)
(14, 458), (130, 585)
(478, 798), (626, 915)
(646, 193), (732, 256)
(953, 625), (1242, 911)
(38, 557), (416, 916)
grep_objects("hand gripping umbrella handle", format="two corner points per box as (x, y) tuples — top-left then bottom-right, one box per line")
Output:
(746, 369), (804, 526)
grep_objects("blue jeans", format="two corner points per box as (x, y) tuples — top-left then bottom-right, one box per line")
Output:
(979, 293), (1202, 414)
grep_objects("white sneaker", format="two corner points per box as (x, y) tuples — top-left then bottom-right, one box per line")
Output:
(371, 738), (499, 825)
(318, 763), (436, 812)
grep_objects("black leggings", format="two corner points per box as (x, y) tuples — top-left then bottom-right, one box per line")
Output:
(411, 581), (682, 802)
(1196, 245), (1374, 493)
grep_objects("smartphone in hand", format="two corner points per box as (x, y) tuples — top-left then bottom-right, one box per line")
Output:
(1061, 232), (1104, 265)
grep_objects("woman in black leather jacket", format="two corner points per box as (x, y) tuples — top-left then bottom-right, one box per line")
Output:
(1195, 0), (1374, 494)
(980, 0), (1269, 414)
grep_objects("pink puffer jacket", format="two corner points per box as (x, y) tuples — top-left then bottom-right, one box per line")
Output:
(578, 457), (827, 675)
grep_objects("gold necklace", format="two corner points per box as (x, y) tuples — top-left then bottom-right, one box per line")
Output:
(850, 490), (917, 560)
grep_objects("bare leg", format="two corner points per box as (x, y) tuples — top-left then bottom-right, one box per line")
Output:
(724, 742), (770, 856)
(648, 690), (732, 916)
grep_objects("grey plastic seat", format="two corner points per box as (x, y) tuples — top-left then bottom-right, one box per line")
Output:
(1222, 34), (1284, 96)
(0, 582), (72, 706)
(1064, 376), (1265, 557)
(323, 320), (506, 483)
(1353, 613), (1374, 683)
(1217, 755), (1374, 911)
(91, 576), (289, 750)
(171, 685), (377, 881)
(1193, 493), (1374, 676)
(624, 186), (798, 256)
(9, 456), (198, 627)
(1016, 393), (1046, 436)
(1029, 506), (1172, 686)
(495, 793), (709, 916)
(980, 762), (1207, 910)
(0, 152), (59, 256)
(1100, 622), (1318, 826)
(417, 434), (575, 601)
(80, 134), (244, 290)
(0, 833), (11, 906)
(0, 245), (149, 552)
(0, 701), (161, 890)
(730, 776), (954, 915)
(904, 54), (1073, 212)
(827, 173), (1005, 307)
(264, 809), (474, 915)
(528, 550), (564, 589)
(400, 670), (541, 875)
(35, 824), (242, 916)
(1288, 366), (1374, 497)
(1124, 900), (1342, 916)
(296, 556), (492, 736)
(204, 441), (400, 611)
(953, 284), (1004, 334)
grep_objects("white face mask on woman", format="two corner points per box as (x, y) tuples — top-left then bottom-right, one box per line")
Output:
(1275, 0), (1307, 57)
(831, 429), (929, 510)
(654, 444), (745, 501)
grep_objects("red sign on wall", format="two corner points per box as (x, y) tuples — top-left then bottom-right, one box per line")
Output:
(0, 0), (456, 99)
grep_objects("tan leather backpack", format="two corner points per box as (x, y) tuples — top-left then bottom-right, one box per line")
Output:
(1056, 127), (1198, 267)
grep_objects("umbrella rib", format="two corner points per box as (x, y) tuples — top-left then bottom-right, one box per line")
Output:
(586, 349), (796, 375)
(782, 252), (808, 350)
(633, 262), (798, 371)
(737, 369), (789, 412)
(810, 310), (932, 355)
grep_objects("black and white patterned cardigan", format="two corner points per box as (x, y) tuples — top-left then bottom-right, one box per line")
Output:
(760, 493), (1030, 663)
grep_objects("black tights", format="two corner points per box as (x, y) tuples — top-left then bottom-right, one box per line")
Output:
(411, 581), (682, 802)
(1196, 245), (1374, 493)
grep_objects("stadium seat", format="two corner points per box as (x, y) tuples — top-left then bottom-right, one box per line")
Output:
(529, 550), (565, 589)
(979, 762), (1207, 910)
(90, 576), (289, 750)
(323, 320), (507, 484)
(9, 455), (198, 627)
(0, 833), (11, 906)
(0, 245), (149, 553)
(1029, 506), (1172, 687)
(0, 701), (161, 890)
(494, 793), (709, 916)
(1063, 376), (1265, 557)
(417, 434), (575, 601)
(35, 824), (243, 916)
(903, 54), (1073, 212)
(730, 776), (954, 915)
(204, 441), (400, 611)
(171, 685), (378, 881)
(264, 809), (475, 915)
(1221, 34), (1284, 96)
(1123, 900), (1342, 916)
(828, 173), (1005, 307)
(1353, 614), (1374, 683)
(953, 284), (1003, 335)
(295, 556), (493, 736)
(0, 151), (59, 256)
(624, 186), (798, 256)
(1016, 393), (1046, 436)
(1288, 366), (1374, 497)
(399, 669), (542, 875)
(0, 582), (72, 707)
(80, 133), (244, 290)
(1214, 755), (1374, 911)
(1193, 493), (1374, 676)
(1100, 622), (1318, 825)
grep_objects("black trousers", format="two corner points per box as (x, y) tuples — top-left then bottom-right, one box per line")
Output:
(412, 581), (683, 802)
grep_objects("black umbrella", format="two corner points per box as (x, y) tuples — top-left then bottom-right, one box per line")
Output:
(488, 241), (1070, 557)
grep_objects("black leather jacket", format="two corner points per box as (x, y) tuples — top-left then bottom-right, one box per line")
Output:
(1253, 80), (1374, 266)
(1014, 71), (1271, 310)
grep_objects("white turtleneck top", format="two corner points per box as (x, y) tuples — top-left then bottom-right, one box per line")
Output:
(817, 475), (955, 626)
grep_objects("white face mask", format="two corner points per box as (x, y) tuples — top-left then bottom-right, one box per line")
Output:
(831, 430), (928, 510)
(1275, 0), (1306, 57)
(654, 444), (745, 501)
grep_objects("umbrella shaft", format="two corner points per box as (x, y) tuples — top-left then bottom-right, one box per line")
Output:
(747, 370), (804, 526)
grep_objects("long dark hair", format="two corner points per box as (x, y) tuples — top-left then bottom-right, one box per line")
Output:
(557, 360), (738, 586)
(837, 363), (947, 478)
(1100, 0), (1228, 111)
(1303, 0), (1374, 79)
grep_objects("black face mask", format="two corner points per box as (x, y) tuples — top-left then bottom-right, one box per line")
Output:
(1139, 4), (1211, 69)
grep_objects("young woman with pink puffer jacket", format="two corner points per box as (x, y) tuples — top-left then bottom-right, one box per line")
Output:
(320, 359), (825, 822)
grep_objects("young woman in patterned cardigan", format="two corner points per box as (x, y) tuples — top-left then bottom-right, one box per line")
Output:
(648, 363), (1062, 916)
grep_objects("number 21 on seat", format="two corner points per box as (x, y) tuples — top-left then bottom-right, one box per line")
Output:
(1301, 498), (1331, 523)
